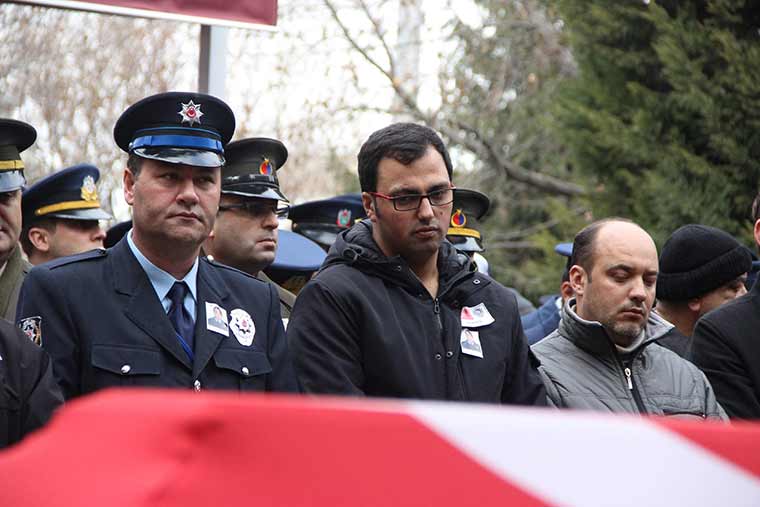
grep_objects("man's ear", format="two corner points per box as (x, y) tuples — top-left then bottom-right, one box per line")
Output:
(754, 219), (760, 250)
(123, 168), (136, 206)
(28, 227), (51, 253)
(568, 265), (587, 296)
(687, 298), (702, 314)
(362, 192), (377, 222)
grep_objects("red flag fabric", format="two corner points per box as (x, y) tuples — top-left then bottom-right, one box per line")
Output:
(0, 389), (758, 506)
(22, 0), (277, 28)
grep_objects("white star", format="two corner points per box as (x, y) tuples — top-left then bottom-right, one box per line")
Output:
(178, 100), (204, 125)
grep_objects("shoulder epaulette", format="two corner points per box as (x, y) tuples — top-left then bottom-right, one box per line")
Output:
(46, 248), (108, 269)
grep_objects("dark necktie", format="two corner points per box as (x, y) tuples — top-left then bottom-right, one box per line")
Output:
(168, 281), (194, 359)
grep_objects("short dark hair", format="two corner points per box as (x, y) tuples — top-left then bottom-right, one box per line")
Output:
(20, 218), (57, 257)
(571, 217), (634, 280)
(752, 191), (760, 223)
(127, 153), (144, 178)
(357, 123), (453, 192)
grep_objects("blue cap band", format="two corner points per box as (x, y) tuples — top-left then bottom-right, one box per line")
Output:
(129, 134), (223, 153)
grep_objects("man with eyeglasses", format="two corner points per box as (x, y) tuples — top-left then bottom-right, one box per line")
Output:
(288, 123), (546, 404)
(203, 137), (296, 318)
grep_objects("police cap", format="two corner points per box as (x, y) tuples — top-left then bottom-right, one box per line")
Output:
(289, 193), (367, 249)
(114, 92), (235, 168)
(0, 119), (36, 193)
(446, 188), (490, 253)
(264, 229), (326, 293)
(222, 137), (288, 202)
(22, 164), (112, 228)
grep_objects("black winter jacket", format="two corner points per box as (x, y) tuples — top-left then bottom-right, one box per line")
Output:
(287, 221), (546, 404)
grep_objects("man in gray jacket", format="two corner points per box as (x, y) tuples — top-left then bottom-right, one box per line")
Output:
(532, 218), (725, 419)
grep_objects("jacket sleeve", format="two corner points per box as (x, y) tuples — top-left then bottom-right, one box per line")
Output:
(16, 267), (81, 400)
(16, 326), (65, 435)
(287, 278), (365, 396)
(699, 370), (729, 421)
(692, 317), (759, 419)
(264, 282), (299, 393)
(501, 298), (547, 406)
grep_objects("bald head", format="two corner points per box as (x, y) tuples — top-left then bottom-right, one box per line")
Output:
(571, 219), (659, 346)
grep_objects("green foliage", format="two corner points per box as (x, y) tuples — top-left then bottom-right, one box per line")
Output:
(445, 0), (587, 302)
(555, 0), (760, 247)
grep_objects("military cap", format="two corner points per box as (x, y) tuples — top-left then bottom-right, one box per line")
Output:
(264, 230), (326, 294)
(0, 119), (36, 193)
(104, 220), (132, 248)
(114, 91), (235, 168)
(222, 137), (288, 202)
(288, 193), (367, 249)
(446, 188), (490, 253)
(22, 164), (112, 227)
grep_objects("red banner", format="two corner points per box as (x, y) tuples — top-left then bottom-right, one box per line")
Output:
(1, 389), (759, 506)
(15, 0), (278, 28)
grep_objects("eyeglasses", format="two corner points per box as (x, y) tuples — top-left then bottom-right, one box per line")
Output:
(369, 186), (456, 211)
(218, 202), (290, 219)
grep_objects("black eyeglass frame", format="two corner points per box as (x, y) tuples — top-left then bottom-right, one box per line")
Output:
(368, 186), (456, 212)
(218, 201), (290, 219)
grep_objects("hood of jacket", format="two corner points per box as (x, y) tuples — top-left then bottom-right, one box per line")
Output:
(321, 220), (476, 293)
(558, 297), (674, 358)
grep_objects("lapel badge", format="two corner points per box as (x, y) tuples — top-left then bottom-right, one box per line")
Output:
(80, 175), (98, 202)
(229, 308), (256, 346)
(178, 100), (204, 126)
(451, 209), (466, 228)
(336, 209), (352, 228)
(19, 316), (42, 346)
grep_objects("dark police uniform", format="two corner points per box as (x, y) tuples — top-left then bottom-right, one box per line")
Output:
(0, 319), (63, 448)
(16, 92), (298, 399)
(0, 119), (35, 321)
(263, 229), (326, 299)
(288, 193), (367, 251)
(22, 163), (112, 229)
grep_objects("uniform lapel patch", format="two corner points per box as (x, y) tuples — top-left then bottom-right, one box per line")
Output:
(19, 316), (42, 346)
(229, 309), (256, 346)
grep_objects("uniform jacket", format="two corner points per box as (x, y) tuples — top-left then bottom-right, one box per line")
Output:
(533, 300), (726, 419)
(15, 238), (298, 399)
(257, 271), (296, 319)
(0, 319), (63, 448)
(287, 221), (546, 405)
(0, 245), (31, 321)
(692, 281), (760, 419)
(521, 296), (561, 345)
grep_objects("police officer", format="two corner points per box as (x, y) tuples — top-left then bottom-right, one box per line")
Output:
(0, 119), (35, 321)
(288, 193), (367, 251)
(16, 92), (298, 399)
(203, 137), (297, 317)
(21, 164), (111, 265)
(446, 188), (535, 316)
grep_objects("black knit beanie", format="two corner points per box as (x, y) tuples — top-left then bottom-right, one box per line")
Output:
(657, 224), (752, 301)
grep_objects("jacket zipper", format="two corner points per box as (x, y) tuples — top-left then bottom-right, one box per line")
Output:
(621, 359), (647, 414)
(433, 297), (442, 329)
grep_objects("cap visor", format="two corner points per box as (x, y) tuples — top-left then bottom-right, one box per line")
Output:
(0, 170), (25, 193)
(222, 186), (289, 202)
(134, 147), (223, 168)
(447, 235), (484, 252)
(48, 208), (113, 221)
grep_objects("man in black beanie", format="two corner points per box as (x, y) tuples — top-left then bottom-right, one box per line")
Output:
(655, 224), (751, 359)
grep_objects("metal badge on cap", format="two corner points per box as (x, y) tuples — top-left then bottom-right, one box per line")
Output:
(179, 101), (203, 126)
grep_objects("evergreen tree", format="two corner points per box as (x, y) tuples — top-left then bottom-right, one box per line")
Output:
(555, 0), (760, 245)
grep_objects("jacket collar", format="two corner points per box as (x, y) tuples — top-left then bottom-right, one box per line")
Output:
(558, 297), (673, 357)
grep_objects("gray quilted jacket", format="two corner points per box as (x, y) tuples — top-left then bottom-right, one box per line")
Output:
(532, 300), (726, 420)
